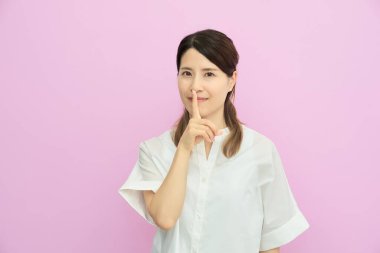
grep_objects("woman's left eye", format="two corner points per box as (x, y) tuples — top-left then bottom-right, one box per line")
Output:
(205, 72), (215, 77)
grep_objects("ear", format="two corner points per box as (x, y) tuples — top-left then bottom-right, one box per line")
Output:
(228, 70), (237, 91)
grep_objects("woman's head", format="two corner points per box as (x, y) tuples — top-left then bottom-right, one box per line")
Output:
(176, 29), (239, 122)
(173, 29), (244, 158)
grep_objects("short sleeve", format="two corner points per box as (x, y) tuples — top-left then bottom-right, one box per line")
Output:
(259, 143), (310, 251)
(118, 141), (164, 228)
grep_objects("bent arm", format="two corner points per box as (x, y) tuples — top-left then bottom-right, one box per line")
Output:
(144, 143), (191, 230)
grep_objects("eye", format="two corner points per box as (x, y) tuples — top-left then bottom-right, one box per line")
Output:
(181, 71), (191, 76)
(205, 72), (215, 77)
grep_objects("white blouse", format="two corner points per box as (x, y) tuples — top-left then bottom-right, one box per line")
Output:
(119, 124), (310, 253)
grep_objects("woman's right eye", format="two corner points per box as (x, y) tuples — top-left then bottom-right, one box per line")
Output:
(182, 71), (191, 76)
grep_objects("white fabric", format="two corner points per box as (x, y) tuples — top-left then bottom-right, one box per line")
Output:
(118, 124), (310, 253)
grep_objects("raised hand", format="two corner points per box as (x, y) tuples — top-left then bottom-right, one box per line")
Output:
(178, 90), (224, 152)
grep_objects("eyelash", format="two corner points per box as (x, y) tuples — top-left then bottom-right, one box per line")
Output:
(181, 71), (215, 77)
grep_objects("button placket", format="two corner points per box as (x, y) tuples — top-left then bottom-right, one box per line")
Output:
(192, 144), (214, 252)
(199, 137), (220, 166)
(191, 132), (227, 253)
(192, 173), (208, 248)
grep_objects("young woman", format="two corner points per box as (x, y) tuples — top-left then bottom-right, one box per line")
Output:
(119, 29), (310, 253)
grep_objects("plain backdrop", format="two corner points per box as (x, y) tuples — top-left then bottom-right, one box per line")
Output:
(0, 0), (379, 252)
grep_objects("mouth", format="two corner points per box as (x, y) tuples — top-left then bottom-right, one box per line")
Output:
(188, 97), (208, 102)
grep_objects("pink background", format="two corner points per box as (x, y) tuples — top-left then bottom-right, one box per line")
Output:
(1, 0), (379, 252)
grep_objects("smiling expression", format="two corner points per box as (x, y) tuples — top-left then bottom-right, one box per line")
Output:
(177, 48), (237, 120)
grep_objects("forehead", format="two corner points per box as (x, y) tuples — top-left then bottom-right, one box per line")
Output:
(180, 48), (219, 70)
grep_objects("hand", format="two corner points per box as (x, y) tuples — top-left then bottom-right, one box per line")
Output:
(178, 90), (224, 152)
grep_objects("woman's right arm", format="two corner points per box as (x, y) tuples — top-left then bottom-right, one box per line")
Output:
(143, 143), (191, 231)
(143, 90), (221, 231)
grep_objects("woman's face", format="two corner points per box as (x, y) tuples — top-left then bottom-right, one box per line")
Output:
(177, 48), (237, 122)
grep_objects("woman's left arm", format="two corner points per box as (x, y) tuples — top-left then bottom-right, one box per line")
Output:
(259, 247), (280, 253)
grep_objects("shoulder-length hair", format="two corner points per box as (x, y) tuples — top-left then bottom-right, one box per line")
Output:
(172, 29), (245, 158)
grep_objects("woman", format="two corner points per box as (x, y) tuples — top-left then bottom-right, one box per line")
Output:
(119, 29), (310, 253)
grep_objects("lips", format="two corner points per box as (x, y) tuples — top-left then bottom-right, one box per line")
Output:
(188, 97), (208, 101)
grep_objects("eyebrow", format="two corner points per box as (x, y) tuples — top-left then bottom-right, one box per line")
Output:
(179, 67), (219, 71)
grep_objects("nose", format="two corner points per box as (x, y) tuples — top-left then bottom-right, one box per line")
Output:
(190, 75), (203, 93)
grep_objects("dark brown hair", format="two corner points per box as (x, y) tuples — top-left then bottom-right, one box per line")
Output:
(171, 29), (245, 158)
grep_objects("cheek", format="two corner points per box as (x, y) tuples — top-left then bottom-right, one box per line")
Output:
(209, 86), (226, 97)
(177, 86), (188, 103)
(178, 87), (187, 98)
(177, 79), (188, 88)
(177, 82), (185, 91)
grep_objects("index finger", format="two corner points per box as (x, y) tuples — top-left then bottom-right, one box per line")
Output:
(192, 90), (202, 119)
